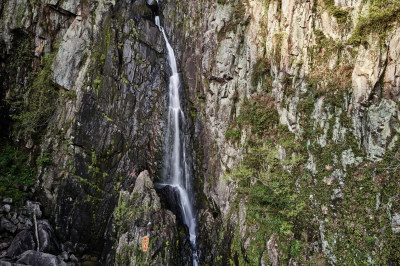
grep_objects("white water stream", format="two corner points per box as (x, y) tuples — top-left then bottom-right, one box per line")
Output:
(155, 16), (199, 266)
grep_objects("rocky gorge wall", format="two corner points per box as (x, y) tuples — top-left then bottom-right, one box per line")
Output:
(1, 0), (400, 265)
(177, 0), (400, 264)
(1, 0), (189, 264)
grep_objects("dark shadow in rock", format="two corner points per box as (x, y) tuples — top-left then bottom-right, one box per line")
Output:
(155, 184), (184, 224)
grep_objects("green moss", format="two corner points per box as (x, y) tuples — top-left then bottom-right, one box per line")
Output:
(36, 152), (50, 167)
(88, 151), (100, 176)
(102, 112), (114, 122)
(273, 32), (285, 64)
(10, 47), (59, 137)
(63, 90), (77, 100)
(115, 200), (128, 229)
(349, 0), (400, 45)
(8, 32), (33, 71)
(228, 134), (308, 263)
(321, 0), (350, 24)
(251, 57), (271, 91)
(237, 97), (279, 136)
(225, 126), (241, 141)
(0, 142), (35, 203)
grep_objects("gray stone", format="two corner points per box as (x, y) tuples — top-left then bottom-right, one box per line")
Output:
(26, 201), (42, 219)
(9, 213), (18, 225)
(0, 217), (17, 234)
(2, 199), (12, 204)
(37, 220), (60, 254)
(52, 19), (91, 90)
(69, 254), (78, 263)
(365, 99), (400, 160)
(146, 0), (157, 5)
(59, 0), (80, 14)
(391, 213), (400, 234)
(6, 230), (36, 258)
(331, 188), (344, 201)
(16, 250), (68, 266)
(0, 261), (13, 266)
(132, 170), (155, 195)
(17, 216), (33, 231)
(59, 251), (69, 261)
(3, 205), (10, 213)
(267, 234), (279, 266)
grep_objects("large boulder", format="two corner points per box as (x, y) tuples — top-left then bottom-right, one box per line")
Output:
(0, 217), (16, 234)
(112, 171), (191, 265)
(6, 230), (36, 258)
(16, 250), (67, 266)
(37, 220), (60, 254)
(4, 219), (60, 259)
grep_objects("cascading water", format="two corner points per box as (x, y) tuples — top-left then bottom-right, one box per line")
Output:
(155, 14), (199, 266)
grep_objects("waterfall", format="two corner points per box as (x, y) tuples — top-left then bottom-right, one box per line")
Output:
(155, 16), (199, 266)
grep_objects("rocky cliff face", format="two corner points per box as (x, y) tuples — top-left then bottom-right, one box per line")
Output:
(179, 0), (400, 264)
(1, 0), (400, 264)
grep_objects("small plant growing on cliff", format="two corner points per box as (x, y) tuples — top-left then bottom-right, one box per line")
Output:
(0, 142), (35, 203)
(10, 48), (59, 138)
(321, 0), (350, 24)
(251, 57), (271, 89)
(349, 0), (400, 45)
(225, 126), (241, 141)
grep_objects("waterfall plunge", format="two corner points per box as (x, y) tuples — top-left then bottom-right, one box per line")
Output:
(155, 16), (199, 266)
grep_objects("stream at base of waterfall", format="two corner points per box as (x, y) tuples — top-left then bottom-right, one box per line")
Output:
(155, 14), (199, 266)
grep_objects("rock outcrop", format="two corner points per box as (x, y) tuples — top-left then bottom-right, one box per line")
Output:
(110, 170), (191, 265)
(1, 0), (400, 264)
(0, 199), (80, 265)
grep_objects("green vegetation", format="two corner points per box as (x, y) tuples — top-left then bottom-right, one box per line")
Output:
(238, 96), (279, 136)
(225, 126), (241, 141)
(225, 95), (278, 142)
(88, 151), (101, 176)
(225, 93), (309, 263)
(225, 68), (400, 263)
(10, 48), (59, 138)
(8, 32), (33, 71)
(251, 57), (271, 90)
(321, 0), (350, 24)
(115, 200), (128, 229)
(349, 0), (400, 44)
(273, 33), (285, 64)
(0, 142), (35, 203)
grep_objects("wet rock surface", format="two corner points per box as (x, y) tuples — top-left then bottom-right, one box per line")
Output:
(156, 185), (185, 225)
(107, 171), (192, 265)
(2, 0), (400, 264)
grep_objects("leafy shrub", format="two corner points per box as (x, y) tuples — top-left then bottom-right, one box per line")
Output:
(0, 142), (35, 203)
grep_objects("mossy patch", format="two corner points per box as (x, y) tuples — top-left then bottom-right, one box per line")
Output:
(320, 0), (350, 24)
(0, 141), (35, 203)
(9, 46), (60, 138)
(349, 0), (400, 45)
